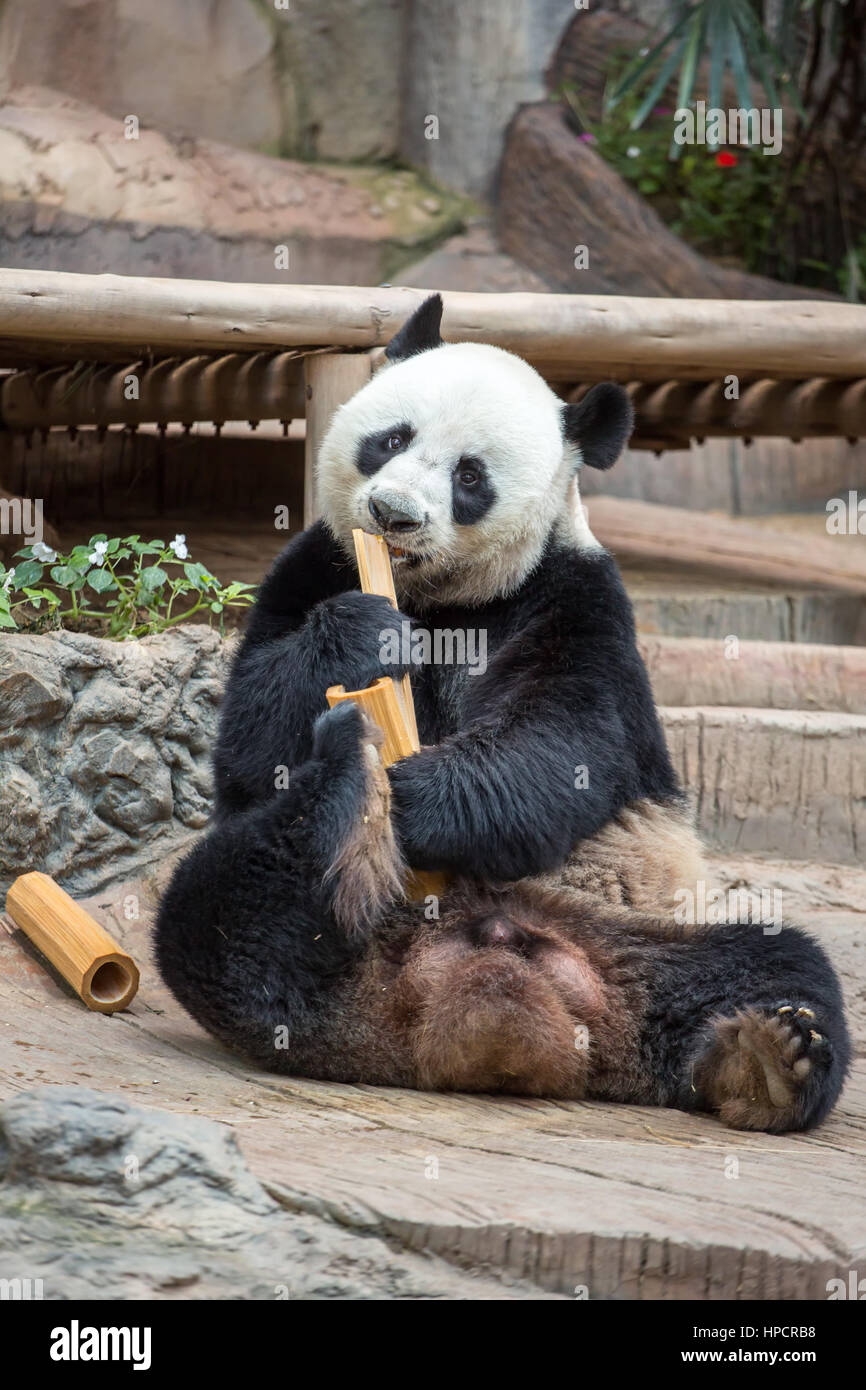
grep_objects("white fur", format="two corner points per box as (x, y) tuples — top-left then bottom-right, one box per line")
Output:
(316, 343), (599, 608)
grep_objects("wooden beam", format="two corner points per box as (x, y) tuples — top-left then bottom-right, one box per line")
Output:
(586, 497), (866, 595)
(0, 353), (306, 430)
(303, 352), (372, 528)
(1, 269), (865, 381)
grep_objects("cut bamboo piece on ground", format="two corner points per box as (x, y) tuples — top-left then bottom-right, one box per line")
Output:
(5, 871), (139, 1013)
(587, 497), (866, 595)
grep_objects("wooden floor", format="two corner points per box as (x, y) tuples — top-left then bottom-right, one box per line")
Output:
(2, 852), (864, 1300)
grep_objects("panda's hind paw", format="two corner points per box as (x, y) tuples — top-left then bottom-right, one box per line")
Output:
(695, 1002), (838, 1133)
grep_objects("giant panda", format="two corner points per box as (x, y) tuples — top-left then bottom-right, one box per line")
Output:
(155, 295), (850, 1132)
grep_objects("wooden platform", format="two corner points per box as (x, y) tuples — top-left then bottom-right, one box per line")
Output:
(2, 852), (864, 1300)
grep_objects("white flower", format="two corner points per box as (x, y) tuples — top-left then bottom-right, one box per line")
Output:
(88, 540), (109, 566)
(169, 533), (189, 560)
(31, 542), (57, 563)
(627, 145), (641, 158)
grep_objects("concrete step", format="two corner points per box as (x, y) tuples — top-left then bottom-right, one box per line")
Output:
(661, 706), (866, 865)
(582, 436), (866, 516)
(642, 635), (866, 713)
(626, 567), (866, 645)
(0, 854), (861, 1302)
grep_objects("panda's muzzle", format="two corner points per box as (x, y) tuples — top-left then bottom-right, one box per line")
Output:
(368, 494), (426, 535)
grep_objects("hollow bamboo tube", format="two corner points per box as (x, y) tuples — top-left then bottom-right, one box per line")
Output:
(5, 871), (140, 1013)
(326, 677), (418, 767)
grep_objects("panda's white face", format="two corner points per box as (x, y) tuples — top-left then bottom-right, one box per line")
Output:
(317, 341), (595, 608)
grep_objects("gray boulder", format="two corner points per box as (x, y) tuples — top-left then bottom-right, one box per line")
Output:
(0, 1086), (553, 1299)
(0, 627), (232, 896)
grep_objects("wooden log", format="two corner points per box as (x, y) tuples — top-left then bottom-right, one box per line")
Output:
(5, 871), (139, 1014)
(586, 497), (866, 595)
(0, 353), (307, 430)
(303, 353), (372, 527)
(1, 268), (865, 382)
(618, 378), (866, 445)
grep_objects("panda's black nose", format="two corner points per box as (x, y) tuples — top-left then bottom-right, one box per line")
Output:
(368, 497), (423, 533)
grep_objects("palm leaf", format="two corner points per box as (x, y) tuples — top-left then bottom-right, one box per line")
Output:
(606, 8), (695, 112)
(629, 37), (689, 130)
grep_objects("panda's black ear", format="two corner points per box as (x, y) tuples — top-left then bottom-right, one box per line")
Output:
(385, 294), (444, 363)
(562, 383), (633, 470)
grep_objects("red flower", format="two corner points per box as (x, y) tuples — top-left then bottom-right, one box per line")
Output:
(715, 151), (738, 168)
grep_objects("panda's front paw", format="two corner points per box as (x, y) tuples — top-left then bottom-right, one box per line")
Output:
(694, 1003), (841, 1133)
(313, 591), (414, 687)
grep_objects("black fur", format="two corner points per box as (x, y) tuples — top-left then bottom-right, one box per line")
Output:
(624, 919), (850, 1129)
(156, 701), (851, 1130)
(384, 293), (444, 362)
(356, 422), (415, 478)
(213, 520), (678, 876)
(563, 383), (634, 471)
(451, 455), (496, 525)
(213, 533), (413, 815)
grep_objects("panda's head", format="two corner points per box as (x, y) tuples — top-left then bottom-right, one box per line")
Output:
(317, 294), (632, 607)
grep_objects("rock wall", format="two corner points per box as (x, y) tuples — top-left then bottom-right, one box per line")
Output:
(0, 628), (233, 896)
(402, 0), (568, 196)
(0, 0), (404, 163)
(0, 1086), (546, 1299)
(0, 87), (465, 282)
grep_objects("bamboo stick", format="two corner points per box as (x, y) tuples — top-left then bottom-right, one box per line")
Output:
(325, 529), (448, 903)
(5, 872), (140, 1013)
(351, 529), (420, 748)
(1, 269), (865, 381)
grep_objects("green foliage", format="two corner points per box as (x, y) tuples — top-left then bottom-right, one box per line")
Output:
(591, 98), (792, 272)
(605, 0), (805, 152)
(0, 535), (256, 639)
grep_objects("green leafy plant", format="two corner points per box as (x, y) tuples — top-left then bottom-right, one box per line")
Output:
(586, 94), (794, 272)
(605, 0), (805, 150)
(0, 534), (256, 639)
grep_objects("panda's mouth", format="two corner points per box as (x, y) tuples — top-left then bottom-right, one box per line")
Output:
(385, 542), (422, 569)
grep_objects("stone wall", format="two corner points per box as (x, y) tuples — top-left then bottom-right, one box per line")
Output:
(0, 0), (404, 164)
(0, 0), (569, 202)
(0, 628), (233, 897)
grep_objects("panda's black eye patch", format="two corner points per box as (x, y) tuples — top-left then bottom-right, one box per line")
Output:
(452, 455), (495, 525)
(356, 423), (414, 477)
